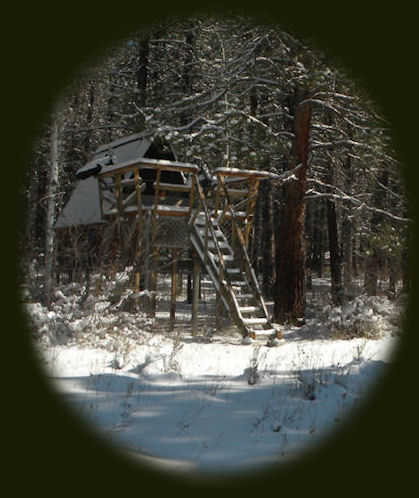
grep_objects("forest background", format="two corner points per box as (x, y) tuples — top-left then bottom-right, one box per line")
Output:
(4, 1), (418, 496)
(21, 14), (411, 323)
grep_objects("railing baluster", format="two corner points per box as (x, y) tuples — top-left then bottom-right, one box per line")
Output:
(220, 178), (271, 323)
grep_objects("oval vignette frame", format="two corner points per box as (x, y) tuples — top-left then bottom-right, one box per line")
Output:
(7, 2), (417, 495)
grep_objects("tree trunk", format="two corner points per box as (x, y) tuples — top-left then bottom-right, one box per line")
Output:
(274, 87), (312, 325)
(43, 114), (60, 306)
(136, 36), (150, 109)
(312, 202), (326, 277)
(401, 245), (410, 294)
(82, 81), (95, 163)
(342, 153), (353, 286)
(261, 181), (275, 297)
(342, 216), (353, 285)
(364, 251), (379, 295)
(23, 165), (40, 258)
(326, 198), (343, 305)
(326, 159), (343, 306)
(364, 170), (388, 295)
(180, 27), (195, 127)
(387, 256), (397, 299)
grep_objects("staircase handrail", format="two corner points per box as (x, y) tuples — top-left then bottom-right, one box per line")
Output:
(219, 179), (271, 322)
(193, 177), (246, 331)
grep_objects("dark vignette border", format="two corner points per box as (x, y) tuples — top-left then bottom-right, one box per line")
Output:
(4, 1), (417, 495)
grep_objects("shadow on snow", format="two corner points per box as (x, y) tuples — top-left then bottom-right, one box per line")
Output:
(50, 359), (386, 475)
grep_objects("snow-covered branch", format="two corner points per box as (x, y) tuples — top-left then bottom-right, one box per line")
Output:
(305, 188), (411, 223)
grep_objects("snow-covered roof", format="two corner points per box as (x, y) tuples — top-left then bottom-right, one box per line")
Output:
(55, 177), (104, 228)
(75, 134), (152, 180)
(55, 133), (181, 229)
(92, 133), (152, 168)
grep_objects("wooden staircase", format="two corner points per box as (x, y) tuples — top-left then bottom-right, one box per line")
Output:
(94, 157), (283, 344)
(190, 178), (282, 345)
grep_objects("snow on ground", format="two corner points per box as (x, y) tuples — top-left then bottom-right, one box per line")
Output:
(24, 275), (405, 477)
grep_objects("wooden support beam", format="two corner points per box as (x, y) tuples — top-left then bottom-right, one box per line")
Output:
(152, 182), (192, 193)
(214, 174), (223, 216)
(188, 174), (196, 218)
(143, 213), (151, 291)
(191, 255), (200, 336)
(149, 169), (160, 317)
(169, 249), (179, 333)
(114, 174), (123, 214)
(149, 248), (158, 317)
(214, 167), (271, 179)
(221, 178), (271, 323)
(133, 169), (144, 310)
(217, 200), (229, 225)
(101, 178), (146, 191)
(204, 216), (209, 265)
(215, 293), (222, 333)
(244, 178), (259, 248)
(98, 157), (199, 179)
(225, 188), (249, 197)
(150, 168), (161, 248)
(188, 198), (203, 228)
(134, 169), (144, 247)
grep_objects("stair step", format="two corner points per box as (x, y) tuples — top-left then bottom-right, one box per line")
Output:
(226, 268), (241, 274)
(213, 254), (234, 261)
(252, 328), (278, 335)
(230, 280), (248, 287)
(197, 227), (223, 235)
(239, 306), (261, 313)
(208, 241), (231, 250)
(235, 293), (255, 300)
(243, 317), (269, 325)
(195, 217), (218, 226)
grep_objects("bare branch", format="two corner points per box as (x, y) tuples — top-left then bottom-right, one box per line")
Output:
(305, 188), (411, 223)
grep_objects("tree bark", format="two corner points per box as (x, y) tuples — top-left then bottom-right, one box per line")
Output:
(274, 87), (312, 325)
(401, 244), (410, 294)
(326, 159), (344, 306)
(342, 216), (353, 285)
(326, 198), (343, 305)
(261, 181), (275, 297)
(136, 36), (150, 109)
(387, 255), (397, 299)
(342, 153), (353, 286)
(364, 251), (379, 295)
(364, 170), (388, 295)
(43, 114), (60, 306)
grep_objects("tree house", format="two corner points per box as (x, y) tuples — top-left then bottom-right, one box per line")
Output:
(56, 134), (283, 344)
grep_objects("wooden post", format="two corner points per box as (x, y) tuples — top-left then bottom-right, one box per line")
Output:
(191, 255), (200, 336)
(214, 174), (222, 216)
(187, 273), (192, 304)
(204, 216), (209, 265)
(188, 173), (196, 217)
(133, 271), (140, 310)
(149, 247), (158, 317)
(169, 249), (178, 333)
(244, 178), (258, 248)
(143, 213), (151, 291)
(149, 169), (161, 317)
(150, 168), (161, 248)
(133, 169), (144, 309)
(215, 293), (223, 332)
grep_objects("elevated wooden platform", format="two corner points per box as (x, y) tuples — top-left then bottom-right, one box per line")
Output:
(93, 157), (281, 343)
